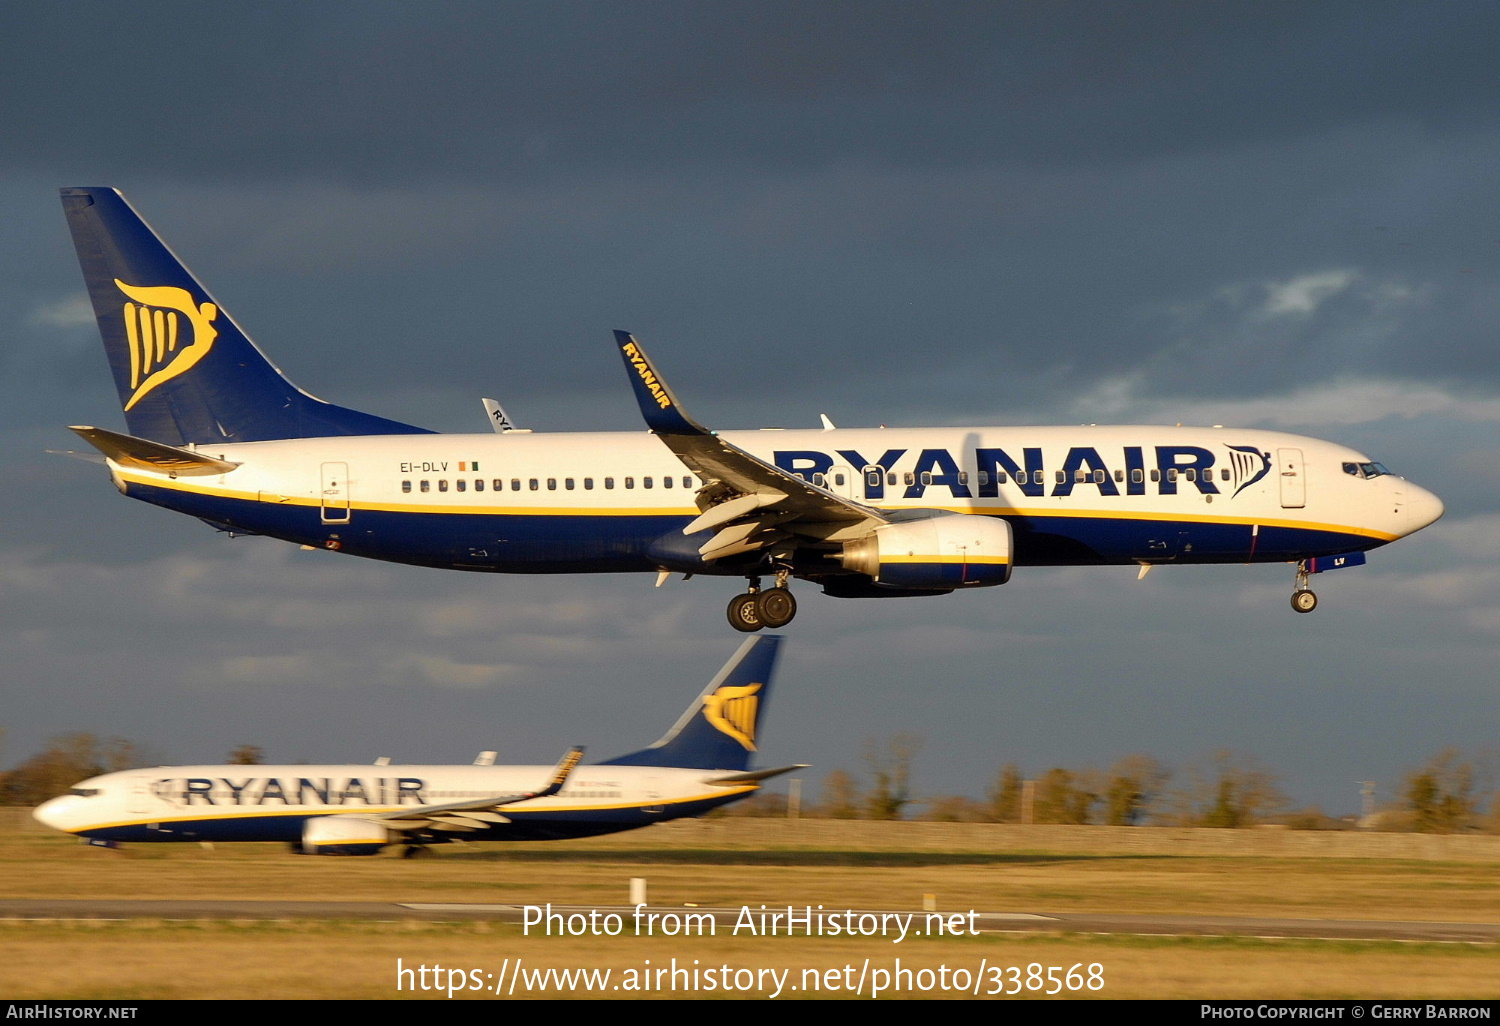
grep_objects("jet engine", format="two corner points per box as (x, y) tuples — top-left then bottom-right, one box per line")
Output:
(301, 816), (393, 856)
(839, 514), (1013, 590)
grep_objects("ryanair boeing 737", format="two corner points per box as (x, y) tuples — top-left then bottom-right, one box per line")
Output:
(59, 188), (1444, 630)
(35, 636), (795, 856)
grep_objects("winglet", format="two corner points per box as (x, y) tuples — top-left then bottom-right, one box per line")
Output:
(532, 746), (585, 799)
(613, 331), (710, 436)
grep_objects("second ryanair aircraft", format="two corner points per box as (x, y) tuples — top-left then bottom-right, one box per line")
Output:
(60, 188), (1444, 630)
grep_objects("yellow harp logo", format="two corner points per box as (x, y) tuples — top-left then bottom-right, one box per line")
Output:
(702, 682), (762, 751)
(115, 279), (219, 410)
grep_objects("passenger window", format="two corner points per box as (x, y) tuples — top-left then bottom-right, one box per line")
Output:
(1184, 469), (1196, 482)
(529, 479), (539, 491)
(887, 472), (897, 486)
(1220, 468), (1230, 481)
(584, 478), (594, 490)
(625, 477), (634, 489)
(1149, 469), (1160, 483)
(1131, 469), (1144, 484)
(456, 479), (466, 492)
(1093, 469), (1105, 484)
(547, 478), (557, 490)
(474, 479), (484, 492)
(904, 473), (915, 486)
(663, 475), (673, 488)
(438, 480), (449, 492)
(1114, 470), (1124, 483)
(605, 477), (615, 489)
(420, 480), (430, 492)
(1167, 469), (1179, 482)
(957, 471), (968, 485)
(1055, 471), (1066, 484)
(565, 478), (575, 490)
(1074, 469), (1087, 483)
(920, 472), (932, 486)
(401, 480), (412, 493)
(511, 479), (521, 491)
(644, 477), (653, 488)
(493, 479), (503, 491)
(683, 476), (693, 488)
(978, 471), (991, 485)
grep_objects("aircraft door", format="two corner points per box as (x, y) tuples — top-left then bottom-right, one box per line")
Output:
(321, 462), (351, 524)
(1277, 449), (1306, 509)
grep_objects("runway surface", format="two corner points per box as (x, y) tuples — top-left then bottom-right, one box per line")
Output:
(1, 900), (1496, 942)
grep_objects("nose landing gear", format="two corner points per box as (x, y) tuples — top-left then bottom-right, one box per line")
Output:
(726, 572), (798, 631)
(1291, 561), (1318, 613)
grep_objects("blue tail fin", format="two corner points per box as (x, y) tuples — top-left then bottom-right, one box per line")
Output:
(59, 187), (432, 445)
(601, 635), (782, 771)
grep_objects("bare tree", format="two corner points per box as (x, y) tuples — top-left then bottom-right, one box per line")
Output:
(1102, 754), (1169, 826)
(1, 733), (156, 805)
(863, 733), (924, 820)
(987, 763), (1024, 823)
(1404, 748), (1479, 833)
(1167, 750), (1287, 828)
(818, 768), (862, 819)
(1032, 767), (1097, 824)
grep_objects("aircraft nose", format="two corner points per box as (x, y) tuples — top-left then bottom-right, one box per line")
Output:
(33, 795), (78, 833)
(1403, 483), (1445, 534)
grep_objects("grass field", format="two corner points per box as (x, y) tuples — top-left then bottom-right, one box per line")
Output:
(3, 813), (1498, 999)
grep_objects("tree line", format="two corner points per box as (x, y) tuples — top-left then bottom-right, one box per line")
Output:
(2, 730), (1494, 833)
(723, 736), (1499, 833)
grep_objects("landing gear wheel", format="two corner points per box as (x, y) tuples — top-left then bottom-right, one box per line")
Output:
(757, 588), (797, 628)
(402, 844), (434, 859)
(1291, 590), (1318, 614)
(727, 593), (764, 632)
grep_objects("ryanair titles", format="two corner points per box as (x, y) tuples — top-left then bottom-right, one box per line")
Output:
(773, 444), (1273, 501)
(621, 339), (672, 410)
(152, 776), (427, 807)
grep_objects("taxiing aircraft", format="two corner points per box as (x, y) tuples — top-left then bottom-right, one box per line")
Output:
(59, 188), (1444, 630)
(34, 636), (795, 856)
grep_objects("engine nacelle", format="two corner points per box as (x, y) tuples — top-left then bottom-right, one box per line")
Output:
(840, 514), (1013, 591)
(301, 815), (393, 856)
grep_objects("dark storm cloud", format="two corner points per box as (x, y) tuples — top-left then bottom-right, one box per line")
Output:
(3, 1), (1495, 182)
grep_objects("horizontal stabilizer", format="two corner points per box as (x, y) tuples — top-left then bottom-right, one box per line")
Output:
(703, 764), (809, 785)
(69, 425), (239, 476)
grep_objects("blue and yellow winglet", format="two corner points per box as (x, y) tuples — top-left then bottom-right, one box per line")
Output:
(613, 330), (710, 437)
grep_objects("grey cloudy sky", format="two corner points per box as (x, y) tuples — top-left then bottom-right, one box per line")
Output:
(2, 1), (1497, 815)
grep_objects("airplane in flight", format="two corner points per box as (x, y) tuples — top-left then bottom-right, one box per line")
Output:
(59, 187), (1444, 631)
(34, 636), (796, 856)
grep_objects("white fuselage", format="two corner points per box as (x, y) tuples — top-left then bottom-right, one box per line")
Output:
(34, 762), (755, 844)
(106, 424), (1443, 577)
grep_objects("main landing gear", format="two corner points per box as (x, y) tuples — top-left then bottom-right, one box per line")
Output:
(1291, 561), (1318, 614)
(727, 573), (798, 632)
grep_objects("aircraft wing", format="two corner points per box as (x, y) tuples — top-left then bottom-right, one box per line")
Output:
(375, 746), (584, 833)
(614, 332), (888, 562)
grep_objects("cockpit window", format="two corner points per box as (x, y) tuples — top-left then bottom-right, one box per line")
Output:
(70, 787), (101, 797)
(1342, 462), (1391, 479)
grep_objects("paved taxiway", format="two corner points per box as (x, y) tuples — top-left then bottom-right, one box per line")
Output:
(0, 900), (1495, 942)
